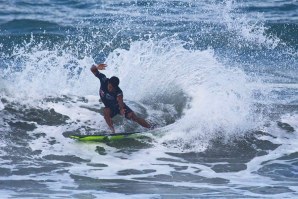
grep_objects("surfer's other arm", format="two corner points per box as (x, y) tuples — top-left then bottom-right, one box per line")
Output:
(117, 94), (126, 116)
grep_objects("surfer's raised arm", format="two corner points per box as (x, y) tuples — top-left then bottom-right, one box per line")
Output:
(90, 63), (107, 75)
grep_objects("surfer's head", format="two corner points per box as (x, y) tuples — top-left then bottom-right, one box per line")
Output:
(108, 76), (120, 92)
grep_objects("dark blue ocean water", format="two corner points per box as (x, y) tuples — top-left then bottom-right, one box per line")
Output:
(0, 0), (298, 198)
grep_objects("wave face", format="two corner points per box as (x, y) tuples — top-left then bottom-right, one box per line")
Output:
(0, 0), (298, 198)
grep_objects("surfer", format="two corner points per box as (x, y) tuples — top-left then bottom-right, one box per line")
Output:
(91, 63), (151, 133)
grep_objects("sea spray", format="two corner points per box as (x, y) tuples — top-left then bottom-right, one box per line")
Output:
(0, 40), (95, 99)
(104, 39), (260, 150)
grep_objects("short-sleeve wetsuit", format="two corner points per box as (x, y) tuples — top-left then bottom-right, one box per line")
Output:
(94, 71), (132, 118)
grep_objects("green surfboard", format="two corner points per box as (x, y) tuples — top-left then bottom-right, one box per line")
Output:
(69, 132), (143, 142)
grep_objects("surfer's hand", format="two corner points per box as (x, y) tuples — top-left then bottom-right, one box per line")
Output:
(96, 63), (107, 70)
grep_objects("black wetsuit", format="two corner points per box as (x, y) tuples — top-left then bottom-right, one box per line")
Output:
(94, 71), (132, 118)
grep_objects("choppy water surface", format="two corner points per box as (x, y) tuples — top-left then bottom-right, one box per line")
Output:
(0, 0), (297, 198)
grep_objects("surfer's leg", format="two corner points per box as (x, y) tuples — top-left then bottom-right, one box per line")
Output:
(122, 104), (151, 129)
(103, 108), (115, 133)
(126, 112), (151, 129)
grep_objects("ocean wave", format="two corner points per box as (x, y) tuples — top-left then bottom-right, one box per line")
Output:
(0, 19), (61, 34)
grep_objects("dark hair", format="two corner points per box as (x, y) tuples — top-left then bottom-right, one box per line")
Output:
(109, 76), (120, 88)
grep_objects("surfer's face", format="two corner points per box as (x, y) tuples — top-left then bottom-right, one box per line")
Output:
(108, 83), (114, 92)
